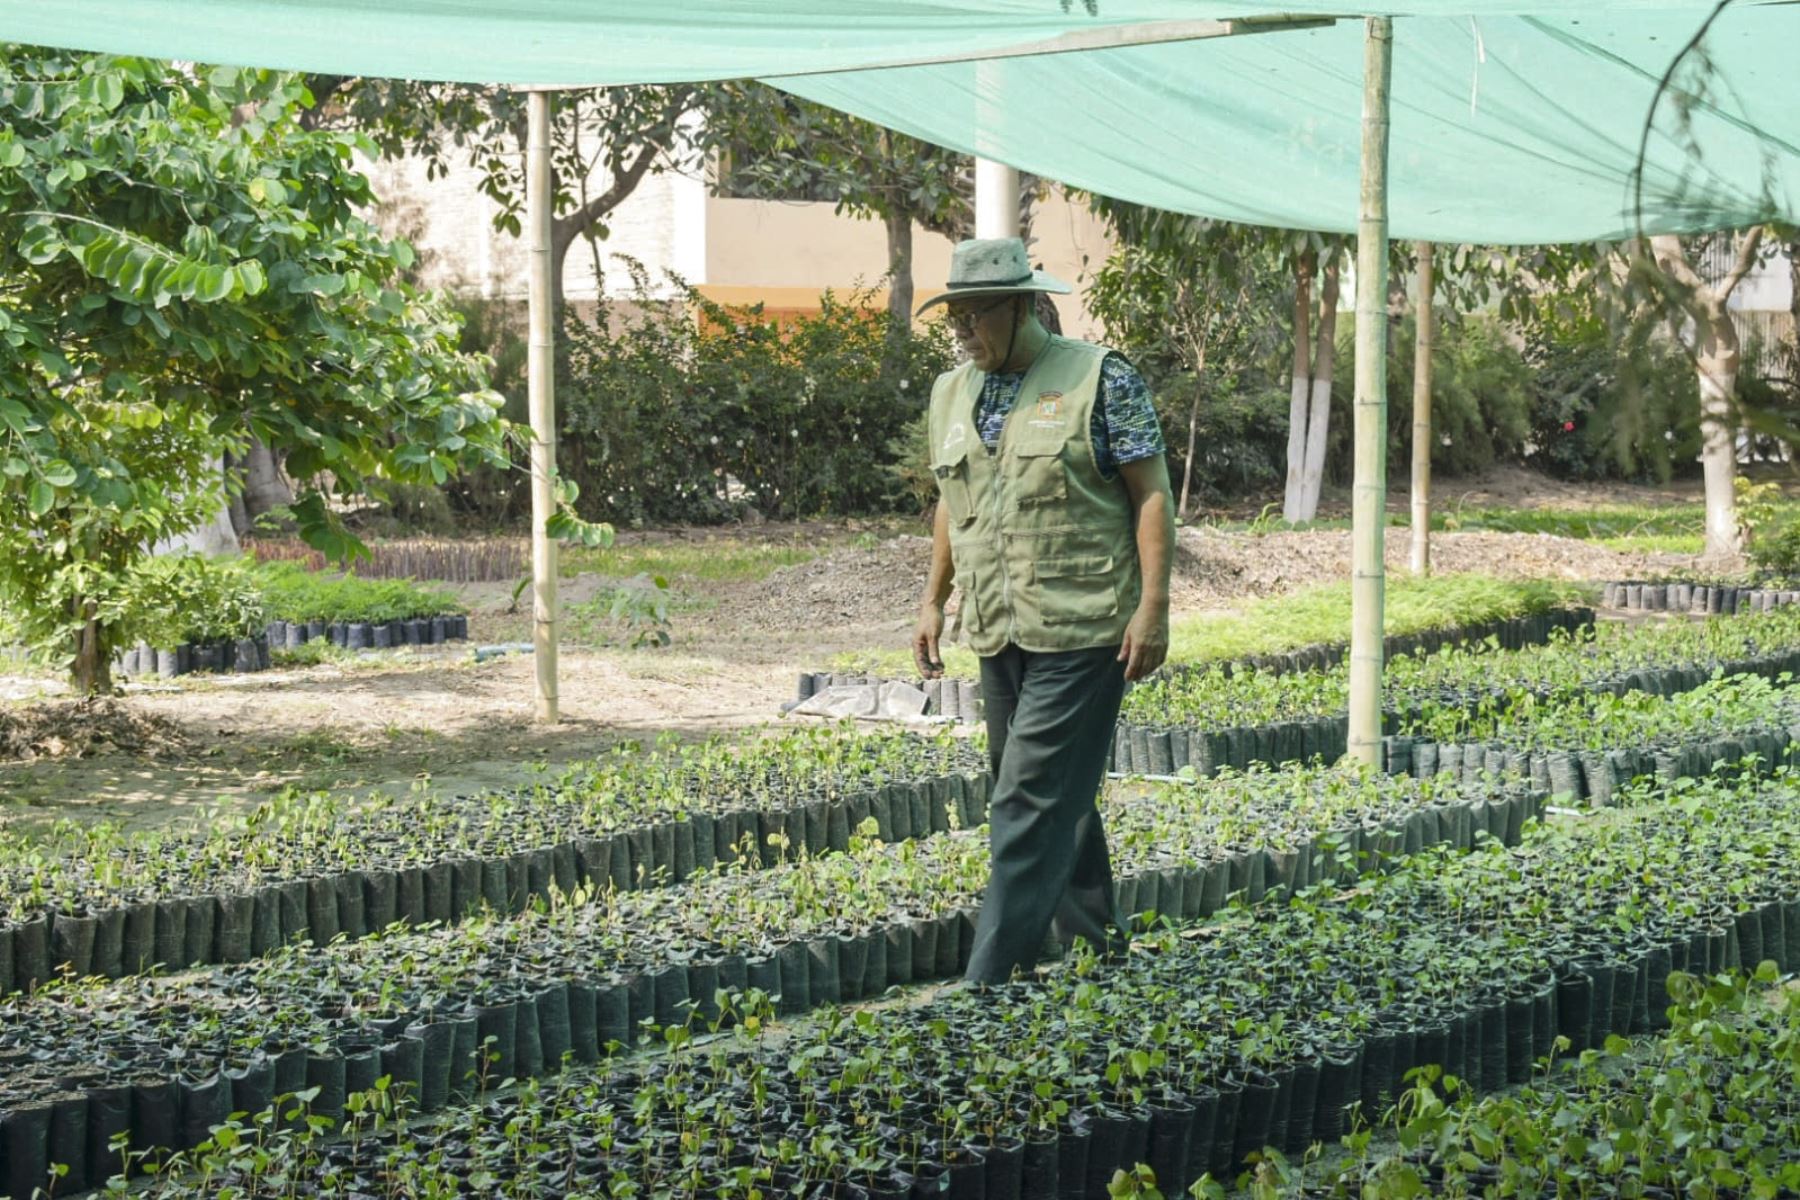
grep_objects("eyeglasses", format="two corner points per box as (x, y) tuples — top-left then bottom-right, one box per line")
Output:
(944, 295), (1017, 330)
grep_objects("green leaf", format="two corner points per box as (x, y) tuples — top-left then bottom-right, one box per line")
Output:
(196, 264), (233, 303)
(41, 459), (77, 487)
(297, 273), (347, 297)
(232, 260), (267, 296)
(27, 479), (54, 516)
(0, 140), (25, 169)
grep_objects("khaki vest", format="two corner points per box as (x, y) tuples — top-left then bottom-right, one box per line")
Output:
(928, 336), (1141, 656)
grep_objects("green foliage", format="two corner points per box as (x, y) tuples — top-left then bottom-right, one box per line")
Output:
(127, 555), (268, 646)
(1085, 208), (1293, 507)
(708, 82), (969, 257)
(1748, 518), (1800, 578)
(833, 573), (1584, 680)
(0, 50), (509, 689)
(1521, 309), (1701, 482)
(252, 561), (462, 624)
(567, 576), (674, 648)
(559, 274), (957, 524)
(1322, 312), (1534, 482)
(1166, 574), (1586, 664)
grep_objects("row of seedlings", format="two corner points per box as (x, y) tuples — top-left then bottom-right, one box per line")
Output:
(265, 613), (469, 651)
(1602, 578), (1800, 614)
(118, 634), (271, 679)
(1277, 969), (1800, 1198)
(1110, 606), (1800, 776)
(1385, 671), (1800, 801)
(0, 727), (989, 993)
(802, 606), (1595, 727)
(79, 770), (1800, 1200)
(0, 766), (1540, 1195)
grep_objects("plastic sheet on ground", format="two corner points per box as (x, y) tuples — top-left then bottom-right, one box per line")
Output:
(787, 680), (937, 725)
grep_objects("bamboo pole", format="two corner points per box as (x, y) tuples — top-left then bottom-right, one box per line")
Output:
(526, 89), (559, 723)
(975, 158), (1021, 239)
(1410, 240), (1434, 576)
(1348, 16), (1392, 767)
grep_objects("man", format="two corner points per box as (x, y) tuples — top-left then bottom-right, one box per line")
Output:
(912, 237), (1175, 985)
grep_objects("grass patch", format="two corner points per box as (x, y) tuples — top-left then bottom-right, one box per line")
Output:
(832, 574), (1592, 679)
(1165, 573), (1592, 663)
(560, 541), (823, 585)
(1436, 501), (1800, 540)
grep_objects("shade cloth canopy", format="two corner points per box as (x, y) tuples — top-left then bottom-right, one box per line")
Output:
(4, 1), (1796, 239)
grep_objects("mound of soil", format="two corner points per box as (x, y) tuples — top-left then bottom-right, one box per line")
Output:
(712, 536), (934, 634)
(0, 697), (189, 763)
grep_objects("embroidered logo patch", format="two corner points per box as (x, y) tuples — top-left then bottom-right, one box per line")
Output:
(1034, 392), (1064, 420)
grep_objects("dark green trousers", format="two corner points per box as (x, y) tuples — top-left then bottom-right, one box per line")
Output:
(963, 642), (1128, 984)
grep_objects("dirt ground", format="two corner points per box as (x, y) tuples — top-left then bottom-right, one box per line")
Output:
(0, 470), (1709, 836)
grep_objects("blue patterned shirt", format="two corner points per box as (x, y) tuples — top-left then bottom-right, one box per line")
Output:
(974, 351), (1164, 480)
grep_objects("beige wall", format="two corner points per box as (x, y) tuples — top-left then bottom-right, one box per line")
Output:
(359, 134), (1115, 339)
(703, 186), (1113, 339)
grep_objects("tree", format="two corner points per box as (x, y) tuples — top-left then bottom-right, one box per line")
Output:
(0, 51), (511, 692)
(312, 77), (708, 319)
(1650, 227), (1770, 559)
(1088, 224), (1282, 515)
(707, 83), (971, 327)
(1284, 243), (1346, 523)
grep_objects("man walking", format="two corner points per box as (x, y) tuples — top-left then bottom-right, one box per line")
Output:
(912, 237), (1175, 985)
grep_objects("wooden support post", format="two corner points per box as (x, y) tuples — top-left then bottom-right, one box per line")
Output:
(1410, 240), (1434, 576)
(527, 89), (559, 723)
(1348, 15), (1392, 767)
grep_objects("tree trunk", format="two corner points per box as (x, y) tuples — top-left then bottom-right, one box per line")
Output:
(550, 219), (579, 328)
(1179, 342), (1209, 518)
(1651, 230), (1765, 561)
(1697, 328), (1742, 559)
(1282, 251), (1316, 522)
(241, 439), (293, 519)
(1410, 241), (1434, 576)
(884, 208), (914, 330)
(70, 601), (112, 695)
(1296, 253), (1341, 521)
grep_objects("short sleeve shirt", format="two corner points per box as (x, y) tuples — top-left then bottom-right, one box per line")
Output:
(974, 351), (1164, 480)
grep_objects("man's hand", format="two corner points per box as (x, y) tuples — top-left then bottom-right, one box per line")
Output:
(913, 601), (947, 678)
(1118, 603), (1169, 682)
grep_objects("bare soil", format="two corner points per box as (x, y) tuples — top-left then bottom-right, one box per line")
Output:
(0, 470), (1709, 837)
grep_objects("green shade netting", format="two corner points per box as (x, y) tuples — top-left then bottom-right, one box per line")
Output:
(3, 1), (1796, 239)
(783, 8), (1800, 242)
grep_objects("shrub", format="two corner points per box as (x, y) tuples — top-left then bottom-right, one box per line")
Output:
(1522, 311), (1701, 482)
(251, 561), (462, 623)
(125, 555), (268, 647)
(557, 274), (957, 525)
(1326, 311), (1535, 483)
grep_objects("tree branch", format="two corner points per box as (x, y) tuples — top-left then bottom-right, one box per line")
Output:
(1718, 224), (1766, 303)
(1649, 233), (1706, 293)
(552, 138), (662, 246)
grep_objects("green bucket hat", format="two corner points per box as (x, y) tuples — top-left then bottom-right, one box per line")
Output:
(915, 237), (1073, 316)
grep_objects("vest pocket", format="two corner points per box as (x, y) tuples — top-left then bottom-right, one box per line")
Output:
(1011, 443), (1068, 507)
(1035, 554), (1120, 624)
(932, 455), (975, 526)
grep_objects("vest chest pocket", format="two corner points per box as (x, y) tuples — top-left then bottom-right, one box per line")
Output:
(932, 452), (975, 526)
(1010, 441), (1068, 508)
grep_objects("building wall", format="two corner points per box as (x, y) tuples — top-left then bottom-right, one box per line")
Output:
(359, 151), (698, 302)
(702, 186), (1113, 339)
(361, 145), (1115, 338)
